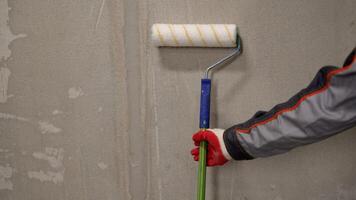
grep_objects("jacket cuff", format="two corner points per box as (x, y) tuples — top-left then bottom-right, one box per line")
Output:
(223, 128), (254, 160)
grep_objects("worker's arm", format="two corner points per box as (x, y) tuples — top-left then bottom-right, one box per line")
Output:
(192, 47), (356, 166)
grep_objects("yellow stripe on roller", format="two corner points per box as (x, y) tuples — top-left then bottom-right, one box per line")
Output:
(182, 24), (194, 46)
(195, 25), (208, 47)
(155, 26), (166, 46)
(210, 24), (222, 47)
(168, 24), (179, 46)
(224, 24), (235, 46)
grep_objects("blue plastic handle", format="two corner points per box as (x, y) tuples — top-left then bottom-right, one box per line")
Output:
(199, 79), (211, 129)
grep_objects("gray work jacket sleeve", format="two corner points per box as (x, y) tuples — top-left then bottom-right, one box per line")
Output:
(223, 48), (356, 160)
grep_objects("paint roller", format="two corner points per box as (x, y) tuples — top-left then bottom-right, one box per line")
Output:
(151, 24), (242, 200)
(152, 24), (238, 47)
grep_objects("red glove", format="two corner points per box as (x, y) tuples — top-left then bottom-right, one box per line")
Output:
(191, 129), (232, 166)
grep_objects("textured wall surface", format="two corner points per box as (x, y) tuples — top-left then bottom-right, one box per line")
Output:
(0, 0), (355, 199)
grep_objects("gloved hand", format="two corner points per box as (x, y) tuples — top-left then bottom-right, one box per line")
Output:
(191, 129), (232, 166)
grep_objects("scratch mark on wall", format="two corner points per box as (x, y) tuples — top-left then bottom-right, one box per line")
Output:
(0, 0), (27, 62)
(0, 165), (13, 190)
(151, 65), (163, 200)
(32, 147), (64, 169)
(97, 162), (108, 170)
(229, 170), (235, 199)
(28, 170), (64, 184)
(68, 87), (84, 99)
(0, 67), (11, 103)
(0, 112), (29, 121)
(95, 0), (106, 30)
(38, 121), (62, 134)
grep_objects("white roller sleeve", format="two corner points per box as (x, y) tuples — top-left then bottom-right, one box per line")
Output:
(152, 24), (237, 47)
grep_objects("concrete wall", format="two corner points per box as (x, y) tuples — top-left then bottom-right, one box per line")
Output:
(0, 0), (355, 199)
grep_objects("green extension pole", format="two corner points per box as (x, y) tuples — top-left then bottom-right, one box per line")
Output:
(197, 140), (207, 200)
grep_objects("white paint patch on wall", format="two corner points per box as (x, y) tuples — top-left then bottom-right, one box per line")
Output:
(28, 147), (65, 184)
(28, 170), (64, 184)
(68, 87), (84, 99)
(38, 121), (62, 134)
(52, 109), (63, 115)
(0, 149), (10, 153)
(32, 147), (64, 169)
(336, 184), (356, 199)
(98, 106), (103, 112)
(0, 112), (29, 121)
(0, 0), (26, 105)
(0, 0), (27, 61)
(97, 162), (108, 170)
(0, 67), (11, 103)
(0, 165), (13, 190)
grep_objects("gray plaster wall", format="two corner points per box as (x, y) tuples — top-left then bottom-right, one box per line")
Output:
(0, 0), (355, 199)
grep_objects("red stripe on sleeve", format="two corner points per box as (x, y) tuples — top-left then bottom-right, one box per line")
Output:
(236, 56), (356, 134)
